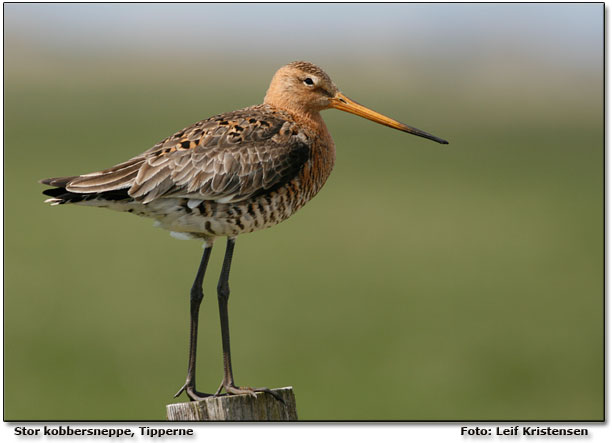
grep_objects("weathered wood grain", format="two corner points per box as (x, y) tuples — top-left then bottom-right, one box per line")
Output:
(166, 387), (297, 421)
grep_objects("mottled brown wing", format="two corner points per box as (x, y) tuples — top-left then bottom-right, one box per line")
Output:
(57, 106), (312, 204)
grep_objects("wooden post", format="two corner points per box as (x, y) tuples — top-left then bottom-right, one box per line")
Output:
(166, 387), (297, 421)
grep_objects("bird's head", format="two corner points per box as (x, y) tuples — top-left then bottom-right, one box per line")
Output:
(264, 61), (448, 144)
(264, 61), (339, 112)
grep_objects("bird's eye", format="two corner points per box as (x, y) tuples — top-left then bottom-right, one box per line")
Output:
(303, 77), (314, 86)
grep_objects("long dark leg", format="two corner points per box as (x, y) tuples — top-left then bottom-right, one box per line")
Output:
(214, 237), (283, 402)
(174, 242), (213, 401)
(216, 237), (237, 391)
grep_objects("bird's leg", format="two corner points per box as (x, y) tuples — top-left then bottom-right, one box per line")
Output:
(174, 242), (213, 401)
(214, 237), (283, 403)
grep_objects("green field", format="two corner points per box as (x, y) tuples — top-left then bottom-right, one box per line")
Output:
(4, 49), (603, 420)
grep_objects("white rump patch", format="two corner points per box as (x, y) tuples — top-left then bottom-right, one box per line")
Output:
(152, 221), (162, 228)
(187, 199), (202, 209)
(216, 195), (236, 204)
(170, 231), (196, 240)
(44, 198), (62, 206)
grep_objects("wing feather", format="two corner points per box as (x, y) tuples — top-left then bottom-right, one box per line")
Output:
(41, 105), (312, 205)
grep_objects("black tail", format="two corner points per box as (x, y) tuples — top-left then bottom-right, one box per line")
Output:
(41, 180), (131, 205)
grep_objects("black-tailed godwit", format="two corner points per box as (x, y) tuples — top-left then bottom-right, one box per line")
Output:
(41, 61), (448, 402)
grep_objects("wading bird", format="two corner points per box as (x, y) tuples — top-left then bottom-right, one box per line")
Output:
(41, 61), (448, 402)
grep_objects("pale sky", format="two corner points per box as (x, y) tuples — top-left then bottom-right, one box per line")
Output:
(4, 3), (602, 68)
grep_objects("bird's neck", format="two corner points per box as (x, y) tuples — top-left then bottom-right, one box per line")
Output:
(265, 99), (328, 135)
(294, 109), (333, 145)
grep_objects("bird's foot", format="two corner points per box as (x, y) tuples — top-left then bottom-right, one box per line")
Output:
(174, 382), (213, 402)
(214, 381), (285, 404)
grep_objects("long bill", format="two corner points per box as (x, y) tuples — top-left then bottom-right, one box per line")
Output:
(330, 92), (448, 144)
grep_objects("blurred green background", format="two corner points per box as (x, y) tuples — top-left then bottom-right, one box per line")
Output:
(4, 4), (603, 420)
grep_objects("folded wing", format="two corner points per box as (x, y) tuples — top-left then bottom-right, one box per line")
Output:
(41, 106), (312, 205)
